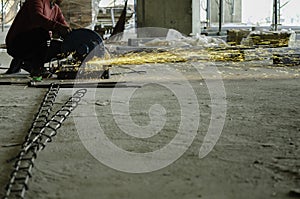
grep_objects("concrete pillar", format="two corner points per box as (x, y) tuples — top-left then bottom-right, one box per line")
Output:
(192, 0), (201, 35)
(136, 0), (193, 35)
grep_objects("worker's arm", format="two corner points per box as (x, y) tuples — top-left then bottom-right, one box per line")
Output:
(53, 5), (71, 37)
(55, 6), (69, 27)
(28, 0), (70, 36)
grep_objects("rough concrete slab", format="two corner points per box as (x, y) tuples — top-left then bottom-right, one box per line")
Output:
(0, 59), (299, 199)
(0, 28), (299, 199)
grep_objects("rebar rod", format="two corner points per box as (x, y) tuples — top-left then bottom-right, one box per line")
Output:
(4, 87), (87, 199)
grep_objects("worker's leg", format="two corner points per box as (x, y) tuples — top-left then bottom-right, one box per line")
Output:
(44, 39), (65, 62)
(6, 28), (50, 76)
(5, 58), (23, 74)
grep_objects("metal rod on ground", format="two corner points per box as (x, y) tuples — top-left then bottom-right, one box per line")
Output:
(0, 81), (136, 88)
(28, 81), (138, 88)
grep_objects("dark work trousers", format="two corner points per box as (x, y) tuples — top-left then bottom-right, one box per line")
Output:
(7, 28), (63, 76)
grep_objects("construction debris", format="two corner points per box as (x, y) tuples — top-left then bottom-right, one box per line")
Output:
(227, 29), (296, 48)
(241, 30), (296, 48)
(227, 29), (251, 46)
(273, 53), (300, 66)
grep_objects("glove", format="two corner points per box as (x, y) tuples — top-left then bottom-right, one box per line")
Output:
(55, 24), (72, 38)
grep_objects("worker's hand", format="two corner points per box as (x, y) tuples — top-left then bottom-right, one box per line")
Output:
(56, 24), (72, 38)
(49, 31), (53, 38)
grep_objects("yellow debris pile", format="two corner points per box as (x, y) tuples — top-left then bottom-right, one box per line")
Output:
(208, 50), (245, 62)
(87, 51), (187, 66)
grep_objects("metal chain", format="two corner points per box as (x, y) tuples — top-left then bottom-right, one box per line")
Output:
(4, 87), (87, 199)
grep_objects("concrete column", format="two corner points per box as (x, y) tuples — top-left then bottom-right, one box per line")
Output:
(192, 0), (201, 35)
(136, 0), (193, 35)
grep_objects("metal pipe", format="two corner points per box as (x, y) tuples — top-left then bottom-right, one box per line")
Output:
(278, 0), (280, 25)
(110, 8), (115, 27)
(218, 0), (223, 35)
(1, 0), (4, 32)
(274, 0), (278, 31)
(134, 0), (137, 28)
(206, 0), (210, 28)
(231, 0), (235, 16)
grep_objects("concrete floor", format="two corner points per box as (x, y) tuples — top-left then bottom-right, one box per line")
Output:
(0, 28), (299, 199)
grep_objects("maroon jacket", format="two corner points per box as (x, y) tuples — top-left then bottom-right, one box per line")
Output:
(6, 0), (68, 46)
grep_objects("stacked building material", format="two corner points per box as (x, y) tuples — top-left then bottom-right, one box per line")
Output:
(227, 29), (251, 46)
(60, 0), (93, 28)
(249, 31), (292, 48)
(273, 53), (300, 66)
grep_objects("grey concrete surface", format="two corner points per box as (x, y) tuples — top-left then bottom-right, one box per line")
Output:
(0, 28), (299, 199)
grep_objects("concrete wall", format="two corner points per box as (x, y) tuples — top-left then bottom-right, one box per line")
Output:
(136, 0), (193, 36)
(210, 0), (242, 24)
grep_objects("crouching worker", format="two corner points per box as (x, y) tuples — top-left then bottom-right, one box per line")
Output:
(5, 0), (71, 80)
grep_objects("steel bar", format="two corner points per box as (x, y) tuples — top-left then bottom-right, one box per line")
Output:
(206, 0), (210, 28)
(218, 0), (223, 35)
(1, 0), (4, 32)
(4, 83), (60, 199)
(274, 0), (278, 31)
(4, 87), (87, 199)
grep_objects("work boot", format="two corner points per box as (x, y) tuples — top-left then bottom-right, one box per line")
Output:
(5, 58), (22, 74)
(31, 76), (43, 82)
(30, 66), (43, 78)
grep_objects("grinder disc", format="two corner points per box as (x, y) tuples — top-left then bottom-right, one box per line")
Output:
(61, 28), (105, 61)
